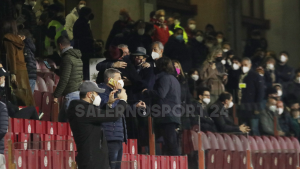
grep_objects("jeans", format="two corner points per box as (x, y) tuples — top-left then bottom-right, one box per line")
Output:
(58, 91), (80, 122)
(107, 141), (123, 169)
(29, 79), (36, 94)
(0, 154), (6, 169)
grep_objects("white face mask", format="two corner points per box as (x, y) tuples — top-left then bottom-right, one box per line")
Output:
(296, 77), (300, 83)
(189, 24), (196, 30)
(0, 82), (4, 87)
(138, 29), (145, 35)
(79, 4), (85, 9)
(228, 101), (234, 108)
(277, 90), (282, 97)
(195, 36), (203, 42)
(269, 105), (277, 112)
(217, 38), (223, 43)
(203, 98), (210, 105)
(223, 49), (229, 53)
(91, 94), (101, 106)
(118, 80), (124, 88)
(174, 19), (180, 25)
(191, 75), (199, 81)
(242, 66), (250, 73)
(259, 74), (264, 77)
(232, 63), (240, 70)
(280, 55), (287, 62)
(29, 1), (36, 7)
(151, 52), (160, 60)
(267, 64), (274, 70)
(221, 60), (226, 65)
(277, 108), (284, 115)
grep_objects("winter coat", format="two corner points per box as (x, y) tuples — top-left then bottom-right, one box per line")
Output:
(0, 101), (8, 154)
(1, 33), (35, 106)
(23, 38), (37, 80)
(53, 48), (83, 98)
(169, 23), (188, 44)
(276, 63), (295, 85)
(67, 99), (127, 169)
(144, 71), (181, 125)
(283, 81), (300, 105)
(22, 4), (37, 37)
(259, 109), (282, 135)
(98, 83), (127, 143)
(73, 17), (94, 54)
(164, 36), (192, 72)
(152, 20), (170, 45)
(188, 38), (208, 68)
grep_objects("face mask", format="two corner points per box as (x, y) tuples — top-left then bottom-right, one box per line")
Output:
(189, 24), (196, 30)
(259, 74), (264, 76)
(89, 13), (94, 20)
(267, 64), (274, 70)
(228, 101), (234, 108)
(269, 105), (277, 112)
(138, 29), (145, 35)
(196, 36), (203, 42)
(159, 17), (165, 22)
(215, 57), (223, 62)
(79, 4), (85, 9)
(297, 77), (300, 83)
(277, 90), (282, 97)
(233, 63), (240, 70)
(242, 66), (250, 73)
(176, 35), (183, 42)
(175, 68), (181, 75)
(277, 108), (284, 115)
(206, 43), (213, 48)
(174, 19), (180, 25)
(280, 55), (287, 62)
(221, 60), (226, 65)
(151, 52), (160, 60)
(227, 59), (232, 66)
(29, 1), (37, 7)
(91, 94), (101, 106)
(118, 80), (124, 88)
(191, 75), (199, 81)
(217, 38), (223, 43)
(135, 58), (143, 66)
(0, 82), (5, 87)
(203, 98), (210, 105)
(223, 49), (229, 53)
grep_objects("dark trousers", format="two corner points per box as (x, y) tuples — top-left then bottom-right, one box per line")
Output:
(107, 141), (123, 169)
(155, 123), (180, 156)
(13, 106), (39, 120)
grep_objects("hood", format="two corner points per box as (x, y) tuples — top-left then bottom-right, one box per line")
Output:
(24, 38), (36, 52)
(3, 33), (24, 50)
(64, 48), (82, 59)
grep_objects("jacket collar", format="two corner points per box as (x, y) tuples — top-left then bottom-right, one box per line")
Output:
(62, 46), (73, 54)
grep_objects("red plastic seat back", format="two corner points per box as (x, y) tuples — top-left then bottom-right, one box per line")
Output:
(38, 61), (50, 72)
(206, 132), (220, 150)
(215, 133), (227, 150)
(46, 58), (57, 69)
(254, 136), (267, 151)
(262, 136), (274, 151)
(36, 76), (48, 93)
(231, 135), (244, 151)
(223, 134), (235, 151)
(201, 132), (211, 150)
(248, 136), (258, 151)
(291, 137), (300, 152)
(34, 81), (39, 91)
(269, 136), (281, 152)
(45, 77), (55, 93)
(284, 137), (295, 150)
(239, 135), (250, 151)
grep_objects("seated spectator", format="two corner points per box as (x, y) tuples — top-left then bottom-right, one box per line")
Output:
(276, 51), (294, 85)
(53, 36), (83, 122)
(0, 100), (8, 168)
(185, 18), (197, 41)
(209, 92), (250, 133)
(273, 83), (283, 100)
(67, 81), (128, 169)
(151, 9), (169, 45)
(188, 30), (207, 68)
(199, 47), (227, 104)
(203, 35), (218, 53)
(290, 109), (300, 129)
(164, 28), (192, 72)
(260, 97), (284, 136)
(17, 29), (37, 94)
(283, 68), (300, 105)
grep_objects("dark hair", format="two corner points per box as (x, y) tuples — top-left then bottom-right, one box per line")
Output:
(145, 22), (154, 33)
(205, 24), (215, 30)
(251, 30), (261, 37)
(216, 31), (224, 36)
(80, 92), (87, 99)
(0, 19), (18, 38)
(134, 20), (145, 28)
(17, 29), (32, 39)
(267, 87), (278, 95)
(218, 92), (232, 102)
(174, 28), (183, 34)
(79, 7), (92, 18)
(188, 68), (199, 76)
(57, 36), (70, 46)
(231, 56), (242, 63)
(150, 11), (156, 19)
(280, 51), (289, 57)
(197, 87), (210, 96)
(156, 57), (175, 74)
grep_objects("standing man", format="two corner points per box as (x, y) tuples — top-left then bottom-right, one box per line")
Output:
(22, 0), (37, 37)
(53, 36), (83, 122)
(67, 81), (128, 169)
(150, 41), (164, 65)
(151, 9), (169, 45)
(276, 51), (294, 85)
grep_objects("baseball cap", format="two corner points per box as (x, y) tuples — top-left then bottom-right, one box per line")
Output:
(79, 81), (105, 93)
(0, 68), (9, 77)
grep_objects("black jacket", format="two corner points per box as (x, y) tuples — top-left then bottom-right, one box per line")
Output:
(226, 68), (241, 102)
(67, 99), (127, 169)
(22, 4), (37, 37)
(279, 111), (299, 137)
(191, 102), (217, 132)
(126, 32), (153, 55)
(105, 20), (132, 50)
(188, 38), (208, 68)
(23, 38), (37, 80)
(0, 101), (8, 154)
(276, 63), (295, 85)
(73, 17), (94, 54)
(283, 81), (300, 105)
(208, 101), (240, 133)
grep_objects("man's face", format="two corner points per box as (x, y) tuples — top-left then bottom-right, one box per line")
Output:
(0, 76), (5, 85)
(134, 56), (146, 66)
(121, 47), (130, 57)
(216, 34), (223, 40)
(156, 12), (165, 22)
(199, 91), (210, 101)
(267, 98), (277, 107)
(174, 30), (183, 36)
(241, 60), (252, 69)
(79, 1), (86, 6)
(188, 20), (196, 25)
(224, 96), (233, 108)
(152, 44), (163, 58)
(277, 101), (284, 109)
(113, 73), (121, 82)
(223, 44), (231, 50)
(291, 103), (300, 110)
(167, 17), (174, 26)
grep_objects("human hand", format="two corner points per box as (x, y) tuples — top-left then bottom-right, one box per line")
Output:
(113, 61), (127, 69)
(142, 89), (148, 93)
(53, 98), (58, 103)
(223, 75), (228, 80)
(239, 124), (251, 133)
(136, 101), (146, 108)
(278, 131), (285, 136)
(11, 74), (16, 83)
(117, 89), (127, 101)
(142, 62), (150, 68)
(211, 63), (216, 70)
(108, 90), (120, 104)
(123, 77), (131, 86)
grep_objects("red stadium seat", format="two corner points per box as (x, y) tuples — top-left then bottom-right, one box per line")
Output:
(38, 61), (50, 73)
(44, 77), (55, 93)
(206, 132), (223, 169)
(262, 136), (279, 169)
(36, 60), (41, 71)
(36, 76), (48, 93)
(270, 136), (286, 169)
(215, 133), (232, 169)
(222, 134), (240, 169)
(231, 135), (247, 169)
(283, 137), (297, 169)
(254, 136), (271, 169)
(200, 132), (215, 169)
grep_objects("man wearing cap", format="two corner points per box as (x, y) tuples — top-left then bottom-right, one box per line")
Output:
(67, 81), (128, 169)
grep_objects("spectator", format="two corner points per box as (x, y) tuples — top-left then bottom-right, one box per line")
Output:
(276, 51), (295, 85)
(215, 31), (224, 47)
(164, 28), (192, 72)
(0, 19), (35, 106)
(151, 9), (169, 45)
(283, 69), (300, 105)
(244, 30), (268, 58)
(203, 35), (218, 54)
(143, 57), (181, 155)
(187, 68), (200, 97)
(65, 0), (88, 41)
(17, 29), (37, 94)
(105, 8), (132, 49)
(67, 81), (128, 169)
(188, 30), (207, 68)
(73, 7), (94, 80)
(273, 83), (283, 100)
(290, 109), (300, 135)
(167, 17), (174, 28)
(199, 47), (227, 104)
(35, 0), (50, 22)
(185, 18), (197, 41)
(226, 56), (242, 102)
(260, 97), (284, 136)
(22, 0), (38, 37)
(204, 24), (215, 37)
(0, 101), (8, 167)
(251, 48), (266, 69)
(150, 41), (164, 64)
(237, 57), (264, 135)
(262, 57), (278, 89)
(209, 92), (250, 133)
(168, 13), (188, 43)
(53, 36), (83, 122)
(222, 42), (231, 53)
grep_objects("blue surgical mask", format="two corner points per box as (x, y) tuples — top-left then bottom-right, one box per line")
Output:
(176, 35), (183, 42)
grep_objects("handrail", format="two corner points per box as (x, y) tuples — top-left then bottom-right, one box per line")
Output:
(148, 116), (155, 155)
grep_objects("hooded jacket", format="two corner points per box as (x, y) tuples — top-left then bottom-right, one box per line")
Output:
(23, 38), (37, 80)
(53, 48), (83, 98)
(0, 101), (8, 154)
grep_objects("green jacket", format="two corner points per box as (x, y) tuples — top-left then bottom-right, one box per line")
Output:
(53, 48), (83, 98)
(169, 22), (188, 44)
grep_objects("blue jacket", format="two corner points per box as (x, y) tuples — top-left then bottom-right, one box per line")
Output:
(98, 83), (127, 143)
(0, 101), (8, 154)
